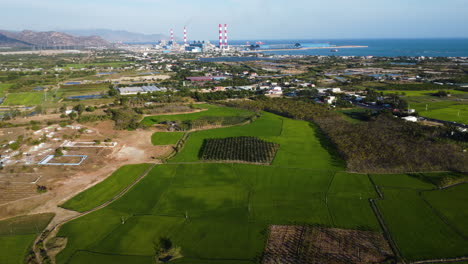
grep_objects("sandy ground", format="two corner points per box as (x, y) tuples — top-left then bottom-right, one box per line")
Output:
(0, 121), (171, 224)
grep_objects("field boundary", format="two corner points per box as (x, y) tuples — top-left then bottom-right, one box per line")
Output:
(367, 174), (405, 263)
(33, 163), (157, 264)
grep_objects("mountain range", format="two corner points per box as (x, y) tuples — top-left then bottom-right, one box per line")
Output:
(64, 29), (169, 43)
(0, 30), (109, 47)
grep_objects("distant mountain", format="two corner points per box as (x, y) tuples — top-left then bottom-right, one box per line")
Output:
(64, 29), (168, 43)
(0, 30), (109, 47)
(0, 33), (32, 47)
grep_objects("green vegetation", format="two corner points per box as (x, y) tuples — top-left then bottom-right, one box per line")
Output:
(371, 174), (468, 261)
(151, 132), (185, 145)
(141, 104), (254, 127)
(4, 92), (44, 105)
(61, 164), (153, 212)
(64, 62), (130, 69)
(0, 213), (54, 264)
(0, 83), (13, 95)
(60, 83), (110, 97)
(200, 136), (279, 163)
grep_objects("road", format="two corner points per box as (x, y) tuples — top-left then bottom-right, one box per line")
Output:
(354, 102), (468, 129)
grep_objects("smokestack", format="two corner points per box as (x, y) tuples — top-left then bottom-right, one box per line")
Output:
(219, 24), (223, 48)
(184, 26), (187, 46)
(224, 24), (228, 47)
(170, 28), (174, 43)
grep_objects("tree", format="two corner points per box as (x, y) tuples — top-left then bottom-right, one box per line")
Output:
(159, 237), (172, 253)
(73, 104), (85, 115)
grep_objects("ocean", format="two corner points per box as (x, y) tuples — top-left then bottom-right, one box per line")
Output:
(227, 39), (468, 57)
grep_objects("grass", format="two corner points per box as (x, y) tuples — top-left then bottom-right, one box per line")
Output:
(60, 164), (153, 212)
(151, 132), (184, 145)
(4, 92), (44, 105)
(382, 89), (468, 97)
(0, 83), (13, 96)
(0, 213), (55, 264)
(141, 104), (254, 126)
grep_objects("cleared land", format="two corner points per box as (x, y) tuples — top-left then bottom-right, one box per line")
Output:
(0, 213), (54, 264)
(60, 164), (153, 212)
(151, 132), (184, 146)
(263, 225), (393, 264)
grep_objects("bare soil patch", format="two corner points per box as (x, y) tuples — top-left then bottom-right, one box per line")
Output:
(263, 225), (394, 264)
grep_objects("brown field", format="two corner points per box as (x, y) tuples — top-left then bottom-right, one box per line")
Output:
(263, 225), (394, 264)
(0, 120), (172, 224)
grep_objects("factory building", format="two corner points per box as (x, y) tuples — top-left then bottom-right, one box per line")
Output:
(118, 85), (167, 95)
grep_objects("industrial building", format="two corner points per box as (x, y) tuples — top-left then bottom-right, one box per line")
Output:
(118, 85), (166, 95)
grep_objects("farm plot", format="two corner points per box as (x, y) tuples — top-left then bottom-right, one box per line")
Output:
(60, 164), (153, 212)
(3, 92), (43, 106)
(151, 132), (184, 145)
(0, 213), (54, 264)
(262, 225), (394, 264)
(169, 112), (283, 163)
(0, 83), (13, 95)
(57, 161), (379, 264)
(423, 183), (468, 236)
(376, 188), (468, 261)
(59, 83), (109, 97)
(141, 104), (254, 127)
(199, 136), (279, 163)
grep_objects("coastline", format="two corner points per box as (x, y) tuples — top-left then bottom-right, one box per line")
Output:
(241, 45), (369, 53)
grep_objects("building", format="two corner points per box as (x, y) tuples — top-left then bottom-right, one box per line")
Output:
(118, 85), (166, 95)
(317, 88), (342, 94)
(267, 86), (283, 96)
(325, 96), (336, 104)
(402, 116), (418, 122)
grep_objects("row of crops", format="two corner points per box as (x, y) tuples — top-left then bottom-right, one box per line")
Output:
(199, 136), (280, 163)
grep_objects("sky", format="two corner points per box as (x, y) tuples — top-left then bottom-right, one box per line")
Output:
(1, 0), (468, 40)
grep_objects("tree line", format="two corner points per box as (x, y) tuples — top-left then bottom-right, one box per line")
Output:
(225, 98), (468, 173)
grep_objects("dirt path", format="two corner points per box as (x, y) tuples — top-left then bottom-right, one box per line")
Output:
(33, 163), (157, 264)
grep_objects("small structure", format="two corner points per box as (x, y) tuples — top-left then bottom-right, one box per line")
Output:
(118, 86), (166, 95)
(38, 155), (87, 166)
(267, 87), (283, 96)
(402, 116), (418, 122)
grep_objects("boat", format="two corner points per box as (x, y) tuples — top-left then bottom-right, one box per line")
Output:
(331, 49), (339, 52)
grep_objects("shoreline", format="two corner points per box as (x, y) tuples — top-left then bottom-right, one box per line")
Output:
(241, 45), (368, 53)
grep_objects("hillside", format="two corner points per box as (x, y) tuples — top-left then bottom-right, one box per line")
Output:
(0, 30), (109, 47)
(64, 29), (168, 43)
(0, 33), (32, 47)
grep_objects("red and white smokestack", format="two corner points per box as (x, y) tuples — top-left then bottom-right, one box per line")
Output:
(184, 26), (187, 46)
(219, 24), (223, 48)
(224, 24), (228, 47)
(170, 28), (174, 43)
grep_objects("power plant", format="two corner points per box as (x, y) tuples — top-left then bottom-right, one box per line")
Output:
(160, 24), (230, 53)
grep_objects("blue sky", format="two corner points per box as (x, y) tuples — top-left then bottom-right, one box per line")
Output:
(1, 0), (467, 39)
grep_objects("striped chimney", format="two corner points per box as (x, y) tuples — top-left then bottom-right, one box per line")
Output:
(170, 28), (174, 43)
(219, 24), (223, 48)
(184, 26), (187, 46)
(224, 24), (228, 47)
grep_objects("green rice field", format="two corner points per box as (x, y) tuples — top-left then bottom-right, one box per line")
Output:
(3, 92), (44, 105)
(151, 132), (184, 145)
(0, 213), (54, 264)
(50, 107), (468, 263)
(141, 104), (254, 126)
(60, 164), (153, 212)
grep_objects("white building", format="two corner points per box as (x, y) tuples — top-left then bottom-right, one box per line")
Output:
(402, 116), (418, 122)
(267, 87), (283, 96)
